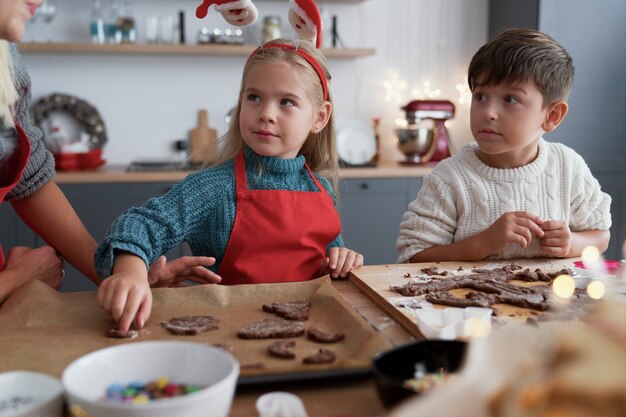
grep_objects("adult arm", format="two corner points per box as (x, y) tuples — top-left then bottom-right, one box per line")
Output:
(11, 181), (101, 285)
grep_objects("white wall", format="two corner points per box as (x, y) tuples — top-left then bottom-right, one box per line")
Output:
(22, 0), (488, 165)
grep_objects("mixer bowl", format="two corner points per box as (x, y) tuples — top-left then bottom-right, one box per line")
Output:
(395, 125), (436, 164)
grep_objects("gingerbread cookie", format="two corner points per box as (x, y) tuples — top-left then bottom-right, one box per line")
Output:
(161, 315), (219, 335)
(237, 318), (305, 339)
(262, 300), (311, 321)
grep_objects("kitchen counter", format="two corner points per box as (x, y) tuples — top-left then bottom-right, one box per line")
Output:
(53, 161), (435, 184)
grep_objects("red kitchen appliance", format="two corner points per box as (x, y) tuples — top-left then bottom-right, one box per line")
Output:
(395, 100), (455, 164)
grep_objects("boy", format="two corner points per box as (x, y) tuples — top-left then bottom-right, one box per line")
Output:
(397, 28), (611, 263)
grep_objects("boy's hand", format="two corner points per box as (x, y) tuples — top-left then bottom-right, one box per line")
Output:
(97, 255), (152, 333)
(147, 256), (222, 288)
(481, 211), (545, 255)
(321, 247), (364, 279)
(539, 220), (572, 258)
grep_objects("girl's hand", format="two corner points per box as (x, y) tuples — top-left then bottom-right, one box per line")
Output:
(321, 247), (364, 279)
(539, 220), (572, 258)
(96, 254), (152, 333)
(147, 256), (222, 288)
(481, 211), (545, 255)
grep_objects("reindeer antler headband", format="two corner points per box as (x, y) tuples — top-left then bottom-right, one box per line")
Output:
(195, 0), (328, 100)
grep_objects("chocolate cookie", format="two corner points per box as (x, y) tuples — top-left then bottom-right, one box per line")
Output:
(307, 327), (345, 343)
(303, 348), (336, 364)
(161, 315), (219, 335)
(237, 318), (305, 339)
(262, 300), (311, 321)
(105, 326), (138, 339)
(268, 340), (296, 359)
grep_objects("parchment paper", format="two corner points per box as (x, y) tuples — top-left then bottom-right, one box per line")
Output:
(0, 277), (392, 380)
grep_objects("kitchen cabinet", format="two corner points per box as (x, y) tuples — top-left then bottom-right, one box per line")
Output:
(0, 183), (181, 292)
(489, 0), (626, 260)
(52, 182), (190, 292)
(338, 178), (422, 265)
(0, 177), (423, 291)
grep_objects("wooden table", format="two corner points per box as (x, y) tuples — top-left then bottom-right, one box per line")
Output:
(228, 279), (415, 417)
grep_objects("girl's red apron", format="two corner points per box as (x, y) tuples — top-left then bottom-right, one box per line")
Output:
(0, 124), (31, 270)
(217, 151), (341, 284)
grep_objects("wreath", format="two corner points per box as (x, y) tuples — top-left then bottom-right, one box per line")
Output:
(30, 93), (107, 149)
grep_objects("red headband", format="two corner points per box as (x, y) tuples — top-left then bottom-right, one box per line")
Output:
(248, 44), (329, 101)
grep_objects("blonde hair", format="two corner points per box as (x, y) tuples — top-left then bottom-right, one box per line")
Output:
(212, 38), (339, 192)
(0, 41), (18, 127)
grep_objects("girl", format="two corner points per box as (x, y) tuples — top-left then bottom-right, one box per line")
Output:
(96, 38), (363, 332)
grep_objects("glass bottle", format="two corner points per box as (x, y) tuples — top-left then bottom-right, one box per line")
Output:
(106, 0), (121, 44)
(262, 16), (281, 43)
(90, 0), (106, 44)
(116, 0), (136, 44)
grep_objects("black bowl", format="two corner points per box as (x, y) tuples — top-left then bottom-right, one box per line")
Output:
(372, 340), (467, 408)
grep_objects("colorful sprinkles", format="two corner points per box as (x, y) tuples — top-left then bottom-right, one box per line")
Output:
(104, 377), (205, 404)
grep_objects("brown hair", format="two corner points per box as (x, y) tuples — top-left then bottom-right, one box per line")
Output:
(212, 38), (339, 192)
(468, 28), (574, 106)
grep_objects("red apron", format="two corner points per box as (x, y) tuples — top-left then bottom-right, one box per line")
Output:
(217, 151), (341, 285)
(0, 124), (31, 270)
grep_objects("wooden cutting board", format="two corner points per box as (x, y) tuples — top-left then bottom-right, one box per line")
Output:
(348, 259), (578, 339)
(189, 109), (217, 164)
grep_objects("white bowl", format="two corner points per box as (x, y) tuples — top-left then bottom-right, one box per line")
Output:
(0, 371), (64, 417)
(62, 341), (239, 417)
(414, 307), (493, 340)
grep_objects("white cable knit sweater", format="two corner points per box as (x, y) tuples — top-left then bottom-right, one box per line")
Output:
(396, 139), (612, 262)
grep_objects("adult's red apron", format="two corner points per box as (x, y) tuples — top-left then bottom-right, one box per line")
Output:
(217, 151), (341, 285)
(0, 123), (31, 270)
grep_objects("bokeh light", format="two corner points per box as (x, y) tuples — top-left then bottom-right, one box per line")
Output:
(587, 280), (606, 299)
(553, 274), (575, 299)
(464, 317), (492, 338)
(581, 246), (600, 264)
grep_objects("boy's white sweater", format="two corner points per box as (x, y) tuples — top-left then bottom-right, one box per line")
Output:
(396, 139), (612, 262)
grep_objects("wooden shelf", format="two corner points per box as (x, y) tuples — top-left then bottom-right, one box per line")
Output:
(17, 42), (375, 58)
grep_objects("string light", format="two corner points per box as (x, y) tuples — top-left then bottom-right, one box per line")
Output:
(553, 274), (575, 299)
(456, 82), (472, 105)
(382, 70), (407, 104)
(409, 81), (442, 100)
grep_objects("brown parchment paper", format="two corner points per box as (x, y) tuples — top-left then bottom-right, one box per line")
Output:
(0, 276), (392, 380)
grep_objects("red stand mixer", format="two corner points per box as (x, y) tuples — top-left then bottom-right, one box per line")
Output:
(395, 100), (455, 164)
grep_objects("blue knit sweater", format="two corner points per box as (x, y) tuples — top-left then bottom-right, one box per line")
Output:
(95, 147), (343, 278)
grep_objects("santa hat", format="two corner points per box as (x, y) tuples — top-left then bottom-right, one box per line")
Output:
(289, 0), (322, 48)
(196, 0), (253, 19)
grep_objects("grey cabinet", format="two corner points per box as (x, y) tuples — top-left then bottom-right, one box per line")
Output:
(489, 0), (626, 260)
(53, 182), (181, 291)
(0, 183), (177, 292)
(338, 178), (422, 265)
